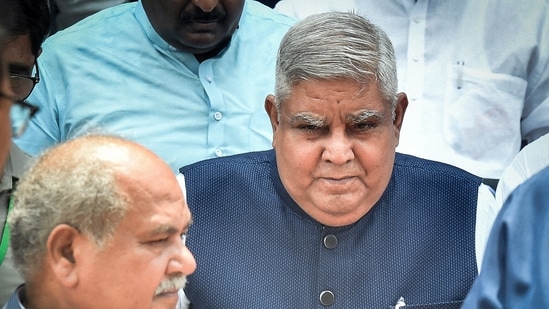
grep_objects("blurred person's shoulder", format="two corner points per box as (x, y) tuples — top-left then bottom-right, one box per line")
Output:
(242, 0), (297, 30)
(44, 2), (138, 46)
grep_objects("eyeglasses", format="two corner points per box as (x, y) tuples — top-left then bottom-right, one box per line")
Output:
(9, 60), (40, 101)
(0, 92), (39, 137)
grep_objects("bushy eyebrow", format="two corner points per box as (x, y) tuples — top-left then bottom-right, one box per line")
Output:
(347, 110), (384, 124)
(147, 218), (193, 237)
(8, 62), (33, 74)
(148, 225), (179, 237)
(288, 112), (326, 127)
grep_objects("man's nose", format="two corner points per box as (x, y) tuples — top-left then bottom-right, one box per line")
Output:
(192, 0), (219, 12)
(167, 243), (197, 276)
(321, 132), (355, 165)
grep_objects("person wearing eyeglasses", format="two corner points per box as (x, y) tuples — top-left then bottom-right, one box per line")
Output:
(0, 0), (51, 303)
(0, 39), (29, 307)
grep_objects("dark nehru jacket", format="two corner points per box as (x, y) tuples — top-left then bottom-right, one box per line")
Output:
(181, 150), (480, 308)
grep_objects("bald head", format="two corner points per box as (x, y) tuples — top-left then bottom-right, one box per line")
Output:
(35, 134), (170, 176)
(8, 134), (184, 280)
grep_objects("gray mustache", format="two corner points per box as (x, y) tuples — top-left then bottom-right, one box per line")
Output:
(155, 275), (187, 296)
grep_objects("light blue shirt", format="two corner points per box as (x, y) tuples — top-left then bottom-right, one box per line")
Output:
(15, 0), (295, 172)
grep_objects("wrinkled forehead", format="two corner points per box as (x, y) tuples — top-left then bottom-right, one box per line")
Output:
(284, 79), (385, 106)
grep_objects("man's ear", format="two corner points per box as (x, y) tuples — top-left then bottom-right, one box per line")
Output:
(393, 92), (408, 146)
(265, 94), (279, 131)
(265, 95), (280, 148)
(46, 224), (81, 287)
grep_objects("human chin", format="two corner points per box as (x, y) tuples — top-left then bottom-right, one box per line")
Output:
(184, 19), (221, 33)
(178, 31), (223, 51)
(309, 186), (370, 218)
(310, 174), (365, 199)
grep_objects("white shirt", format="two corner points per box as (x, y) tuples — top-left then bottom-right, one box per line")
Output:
(495, 133), (549, 207)
(275, 0), (549, 179)
(475, 184), (499, 270)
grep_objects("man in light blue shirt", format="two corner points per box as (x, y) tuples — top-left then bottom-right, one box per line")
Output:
(15, 0), (295, 171)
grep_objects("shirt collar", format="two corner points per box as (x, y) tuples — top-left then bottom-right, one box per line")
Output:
(0, 144), (31, 191)
(3, 284), (26, 309)
(134, 1), (173, 51)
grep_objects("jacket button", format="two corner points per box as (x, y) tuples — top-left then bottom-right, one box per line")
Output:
(323, 234), (337, 249)
(319, 290), (334, 306)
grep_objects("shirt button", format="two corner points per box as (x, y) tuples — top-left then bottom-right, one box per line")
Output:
(413, 17), (421, 23)
(213, 112), (223, 121)
(168, 45), (177, 52)
(319, 290), (334, 306)
(323, 234), (337, 249)
(215, 149), (223, 157)
(206, 76), (213, 83)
